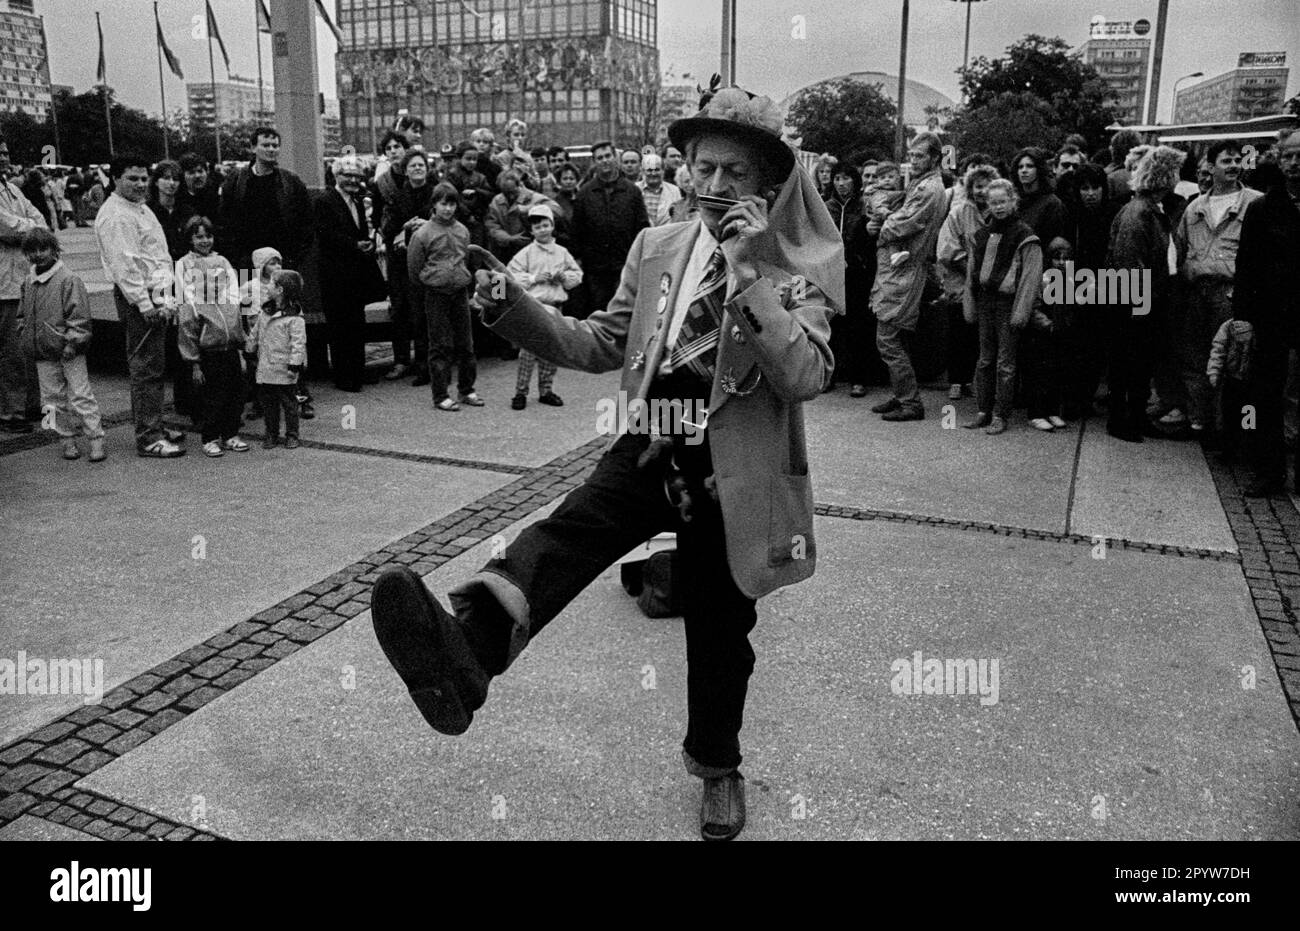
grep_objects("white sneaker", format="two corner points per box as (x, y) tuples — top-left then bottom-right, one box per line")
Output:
(1047, 415), (1067, 429)
(203, 440), (224, 458)
(948, 384), (963, 400)
(1157, 408), (1187, 425)
(223, 436), (250, 452)
(1029, 418), (1055, 432)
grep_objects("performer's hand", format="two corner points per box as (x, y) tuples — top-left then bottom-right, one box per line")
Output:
(467, 245), (525, 312)
(719, 194), (768, 283)
(637, 438), (696, 523)
(191, 365), (205, 387)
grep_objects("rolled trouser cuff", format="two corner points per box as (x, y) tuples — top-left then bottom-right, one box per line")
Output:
(449, 569), (531, 672)
(681, 748), (739, 780)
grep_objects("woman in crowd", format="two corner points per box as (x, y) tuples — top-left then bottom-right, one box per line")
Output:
(823, 163), (871, 396)
(1011, 147), (1066, 247)
(147, 158), (196, 425)
(382, 149), (438, 386)
(937, 164), (999, 401)
(814, 154), (838, 201)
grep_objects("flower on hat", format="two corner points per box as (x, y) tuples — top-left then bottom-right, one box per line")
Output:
(702, 87), (785, 137)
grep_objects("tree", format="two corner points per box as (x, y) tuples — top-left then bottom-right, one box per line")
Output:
(41, 88), (181, 166)
(786, 78), (897, 165)
(942, 91), (1066, 166)
(1286, 94), (1299, 117)
(956, 34), (1119, 154)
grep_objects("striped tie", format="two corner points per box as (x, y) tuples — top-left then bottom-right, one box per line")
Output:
(668, 246), (727, 382)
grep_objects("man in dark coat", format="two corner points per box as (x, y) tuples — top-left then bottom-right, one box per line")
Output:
(313, 155), (387, 392)
(218, 127), (314, 273)
(177, 152), (222, 237)
(572, 140), (649, 318)
(1234, 130), (1300, 496)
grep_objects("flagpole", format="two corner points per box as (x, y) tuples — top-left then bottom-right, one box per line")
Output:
(154, 2), (170, 158)
(207, 7), (221, 164)
(40, 16), (61, 164)
(97, 12), (114, 158)
(254, 0), (265, 119)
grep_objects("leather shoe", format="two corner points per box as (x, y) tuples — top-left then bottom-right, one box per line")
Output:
(881, 406), (924, 422)
(870, 397), (901, 414)
(700, 771), (746, 841)
(371, 566), (489, 736)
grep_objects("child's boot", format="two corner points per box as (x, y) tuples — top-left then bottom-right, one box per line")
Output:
(88, 438), (106, 462)
(61, 438), (80, 460)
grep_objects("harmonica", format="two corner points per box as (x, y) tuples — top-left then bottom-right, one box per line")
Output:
(696, 194), (740, 211)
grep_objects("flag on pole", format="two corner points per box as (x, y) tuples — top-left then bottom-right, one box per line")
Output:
(205, 0), (231, 71)
(314, 0), (342, 43)
(155, 7), (184, 80)
(95, 13), (106, 84)
(256, 0), (272, 33)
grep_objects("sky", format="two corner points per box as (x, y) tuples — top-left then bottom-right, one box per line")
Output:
(39, 0), (1300, 125)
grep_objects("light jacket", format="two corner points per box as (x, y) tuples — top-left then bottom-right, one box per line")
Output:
(870, 168), (947, 327)
(94, 192), (174, 313)
(1174, 185), (1262, 282)
(937, 199), (987, 298)
(482, 217), (835, 601)
(407, 216), (472, 293)
(1207, 318), (1253, 387)
(485, 189), (559, 259)
(18, 261), (91, 361)
(245, 307), (306, 385)
(506, 239), (582, 306)
(177, 252), (244, 360)
(0, 181), (49, 300)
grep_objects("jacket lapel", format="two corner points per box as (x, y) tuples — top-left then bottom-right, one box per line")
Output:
(629, 222), (700, 405)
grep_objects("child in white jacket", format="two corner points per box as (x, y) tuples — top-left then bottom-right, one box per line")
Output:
(506, 204), (581, 410)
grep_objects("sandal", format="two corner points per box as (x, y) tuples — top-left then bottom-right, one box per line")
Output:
(436, 398), (461, 412)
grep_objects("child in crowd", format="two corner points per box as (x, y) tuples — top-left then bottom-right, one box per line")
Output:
(246, 269), (307, 448)
(1207, 318), (1253, 463)
(407, 182), (479, 412)
(177, 216), (248, 457)
(18, 228), (105, 462)
(867, 162), (909, 268)
(1022, 238), (1073, 433)
(962, 179), (1044, 435)
(238, 247), (282, 422)
(506, 204), (582, 410)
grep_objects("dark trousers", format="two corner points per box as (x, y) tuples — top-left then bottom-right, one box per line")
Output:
(1105, 305), (1155, 432)
(325, 296), (366, 389)
(259, 383), (300, 440)
(1061, 307), (1106, 417)
(425, 288), (476, 402)
(306, 323), (331, 380)
(1021, 326), (1060, 420)
(829, 265), (876, 386)
(165, 322), (196, 421)
(407, 279), (428, 374)
(0, 297), (38, 420)
(114, 288), (167, 448)
(974, 294), (1019, 419)
(1246, 337), (1296, 485)
(387, 250), (415, 366)
(586, 267), (621, 319)
(945, 298), (978, 387)
(473, 428), (758, 772)
(197, 349), (245, 443)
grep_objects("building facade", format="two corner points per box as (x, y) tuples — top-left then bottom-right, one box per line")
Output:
(1174, 56), (1290, 124)
(335, 0), (660, 152)
(0, 0), (52, 119)
(186, 74), (275, 132)
(1076, 35), (1151, 125)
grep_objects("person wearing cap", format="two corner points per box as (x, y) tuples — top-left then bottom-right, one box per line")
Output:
(370, 84), (844, 842)
(313, 154), (386, 392)
(506, 203), (582, 410)
(637, 153), (683, 227)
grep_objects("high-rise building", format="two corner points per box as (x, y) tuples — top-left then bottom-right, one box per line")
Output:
(1174, 54), (1290, 124)
(322, 97), (342, 156)
(0, 0), (52, 119)
(335, 0), (661, 152)
(187, 74), (275, 132)
(1073, 17), (1152, 125)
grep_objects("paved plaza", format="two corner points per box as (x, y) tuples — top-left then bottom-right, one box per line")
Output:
(2, 323), (1299, 841)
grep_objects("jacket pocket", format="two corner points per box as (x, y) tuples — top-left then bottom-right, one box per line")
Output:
(767, 472), (815, 567)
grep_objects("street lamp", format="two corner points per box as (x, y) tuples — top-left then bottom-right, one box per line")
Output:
(949, 0), (988, 95)
(1170, 71), (1203, 124)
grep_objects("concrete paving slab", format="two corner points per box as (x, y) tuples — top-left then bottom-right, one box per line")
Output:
(300, 359), (616, 468)
(0, 439), (508, 745)
(808, 388), (1076, 532)
(1070, 425), (1235, 551)
(82, 515), (1299, 840)
(0, 815), (100, 841)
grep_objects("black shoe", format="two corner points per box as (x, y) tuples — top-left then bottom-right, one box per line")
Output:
(162, 427), (186, 443)
(870, 397), (901, 414)
(511, 394), (527, 410)
(336, 382), (363, 393)
(371, 566), (489, 736)
(537, 392), (564, 407)
(700, 772), (746, 841)
(1106, 422), (1143, 443)
(411, 373), (431, 387)
(299, 403), (315, 420)
(881, 406), (924, 422)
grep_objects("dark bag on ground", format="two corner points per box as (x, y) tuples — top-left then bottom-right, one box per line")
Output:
(620, 550), (682, 618)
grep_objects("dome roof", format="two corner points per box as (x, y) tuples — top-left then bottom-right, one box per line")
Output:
(779, 72), (958, 127)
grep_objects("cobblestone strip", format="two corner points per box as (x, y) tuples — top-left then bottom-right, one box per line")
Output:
(813, 503), (1242, 563)
(0, 409), (133, 457)
(3, 786), (224, 841)
(1204, 456), (1300, 730)
(0, 435), (608, 834)
(253, 435), (533, 475)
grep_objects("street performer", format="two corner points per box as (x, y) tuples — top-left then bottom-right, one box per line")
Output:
(370, 83), (845, 841)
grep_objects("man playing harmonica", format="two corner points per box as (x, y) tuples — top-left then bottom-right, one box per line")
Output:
(370, 83), (845, 841)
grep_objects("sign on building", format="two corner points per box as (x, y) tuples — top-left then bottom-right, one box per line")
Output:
(1238, 52), (1287, 69)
